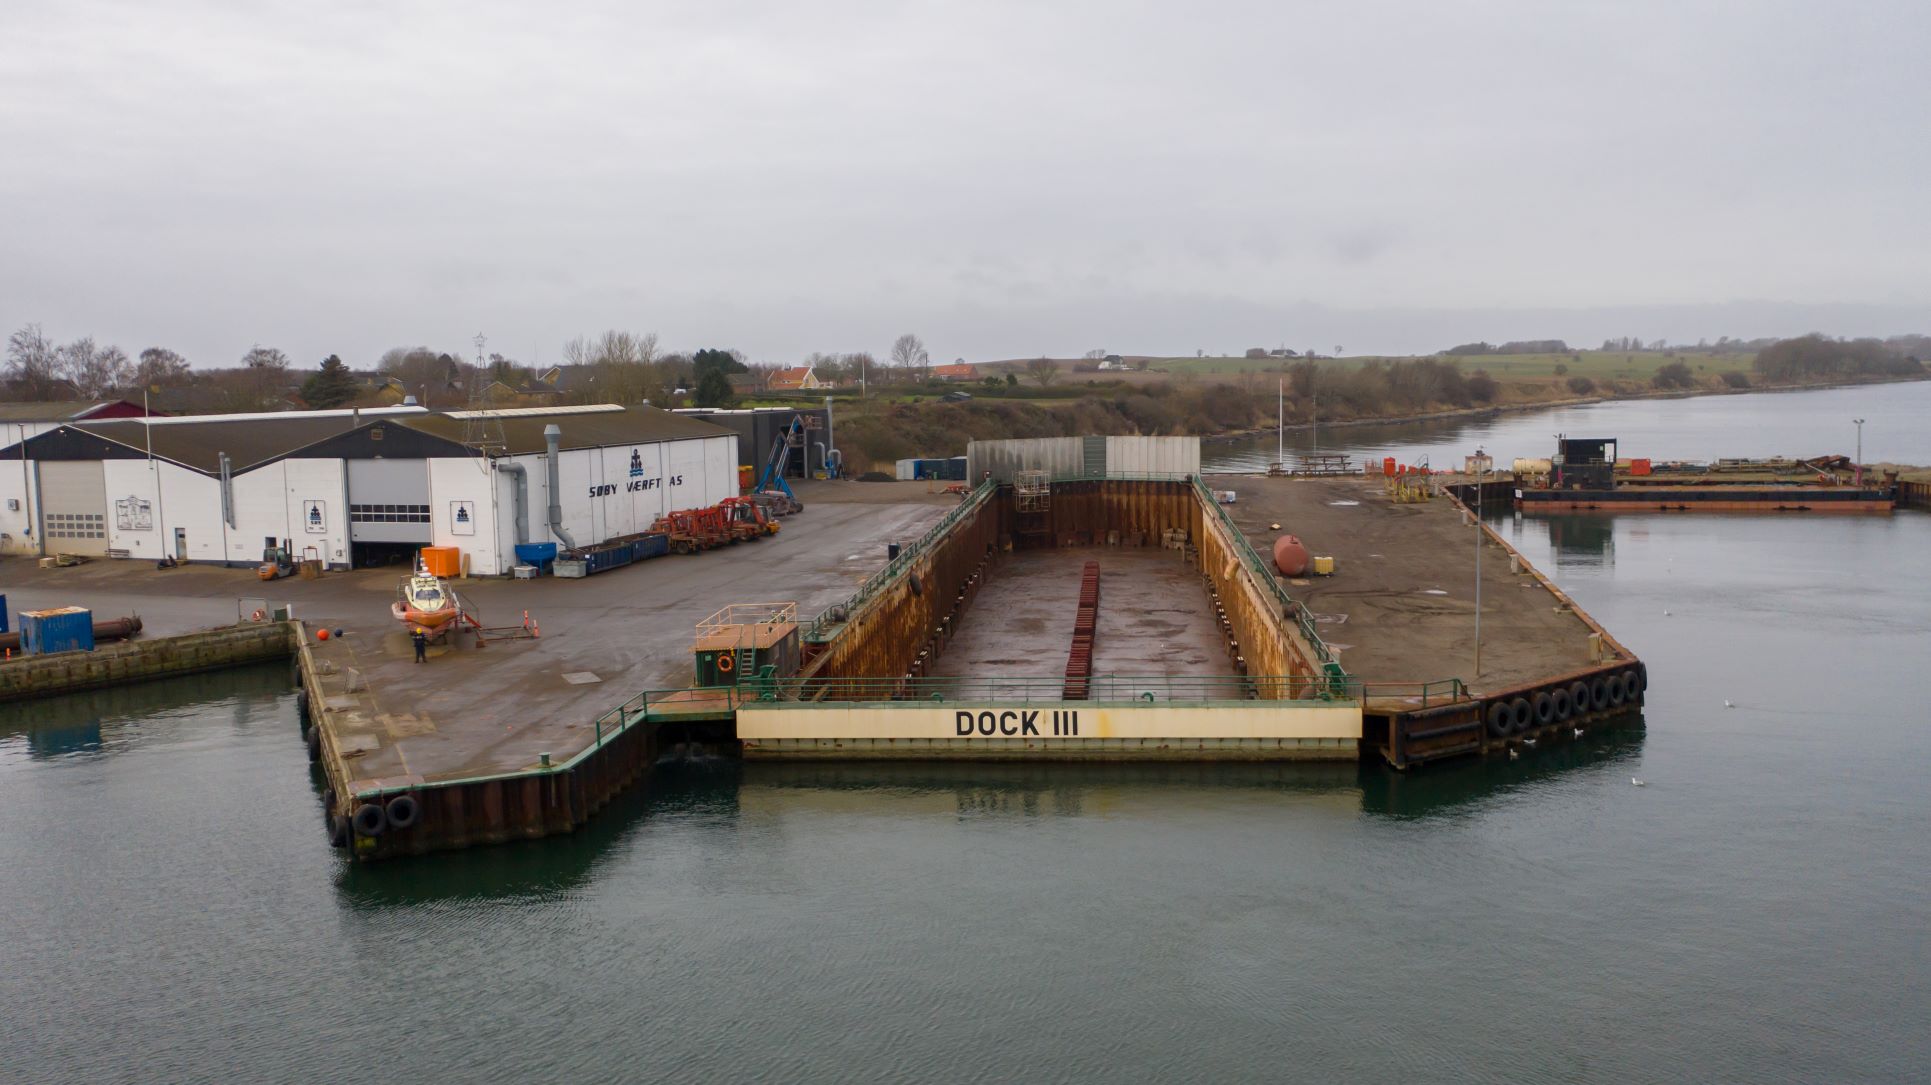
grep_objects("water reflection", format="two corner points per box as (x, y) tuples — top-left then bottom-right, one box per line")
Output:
(1543, 514), (1617, 564)
(1359, 714), (1646, 820)
(0, 662), (291, 763)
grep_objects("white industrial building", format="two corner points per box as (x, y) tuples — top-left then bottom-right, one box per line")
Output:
(0, 404), (738, 575)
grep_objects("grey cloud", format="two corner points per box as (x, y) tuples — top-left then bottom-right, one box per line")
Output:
(0, 0), (1926, 368)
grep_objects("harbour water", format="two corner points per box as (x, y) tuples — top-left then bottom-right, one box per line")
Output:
(3, 383), (1928, 1083)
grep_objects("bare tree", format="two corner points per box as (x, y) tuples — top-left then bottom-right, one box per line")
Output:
(136, 347), (192, 389)
(58, 338), (134, 398)
(1083, 349), (1106, 361)
(5, 323), (64, 399)
(1024, 356), (1060, 387)
(239, 344), (294, 408)
(891, 333), (930, 381)
(844, 351), (876, 391)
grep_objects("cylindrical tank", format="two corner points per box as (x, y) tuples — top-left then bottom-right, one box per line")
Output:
(1512, 457), (1552, 476)
(0, 614), (141, 652)
(1273, 534), (1311, 577)
(1383, 457), (1397, 477)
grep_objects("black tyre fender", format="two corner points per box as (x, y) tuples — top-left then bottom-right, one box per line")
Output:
(305, 726), (321, 762)
(321, 788), (336, 815)
(1550, 685), (1572, 721)
(1607, 673), (1627, 707)
(1533, 691), (1555, 726)
(1569, 681), (1591, 717)
(1590, 675), (1612, 711)
(1487, 701), (1513, 739)
(1620, 671), (1641, 703)
(1509, 696), (1533, 734)
(385, 794), (421, 831)
(298, 695), (311, 729)
(327, 814), (349, 849)
(351, 803), (386, 838)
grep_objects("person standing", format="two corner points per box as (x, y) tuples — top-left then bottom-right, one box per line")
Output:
(412, 628), (428, 664)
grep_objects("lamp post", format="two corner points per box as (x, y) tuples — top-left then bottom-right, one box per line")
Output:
(1474, 461), (1483, 678)
(1854, 418), (1865, 488)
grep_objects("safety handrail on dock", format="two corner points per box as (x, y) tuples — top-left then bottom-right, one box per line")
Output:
(803, 479), (997, 641)
(696, 602), (797, 638)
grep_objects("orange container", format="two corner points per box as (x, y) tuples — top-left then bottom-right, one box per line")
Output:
(1630, 458), (1652, 476)
(420, 546), (461, 578)
(738, 465), (755, 492)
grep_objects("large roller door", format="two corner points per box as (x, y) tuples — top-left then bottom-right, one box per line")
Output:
(37, 461), (109, 556)
(347, 459), (431, 543)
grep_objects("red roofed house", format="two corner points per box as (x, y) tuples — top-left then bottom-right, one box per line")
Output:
(932, 363), (978, 381)
(768, 366), (825, 391)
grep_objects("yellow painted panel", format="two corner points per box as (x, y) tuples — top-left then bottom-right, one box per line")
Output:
(735, 703), (1361, 742)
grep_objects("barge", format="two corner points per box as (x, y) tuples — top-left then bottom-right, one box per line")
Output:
(1515, 437), (1896, 513)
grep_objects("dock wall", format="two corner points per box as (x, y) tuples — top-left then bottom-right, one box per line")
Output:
(0, 622), (295, 703)
(801, 479), (1340, 693)
(1900, 480), (1931, 510)
(297, 630), (674, 861)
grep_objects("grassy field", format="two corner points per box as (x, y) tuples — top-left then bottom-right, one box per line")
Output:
(1142, 350), (1755, 384)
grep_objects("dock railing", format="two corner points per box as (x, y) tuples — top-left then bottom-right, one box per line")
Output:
(803, 479), (996, 641)
(1185, 474), (1352, 684)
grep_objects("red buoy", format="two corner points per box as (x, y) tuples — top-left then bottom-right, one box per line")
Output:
(1273, 534), (1311, 577)
(316, 628), (330, 641)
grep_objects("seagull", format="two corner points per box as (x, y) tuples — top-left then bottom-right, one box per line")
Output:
(1631, 777), (1645, 787)
(1663, 609), (1672, 616)
(1723, 700), (1734, 708)
(1522, 737), (1537, 748)
(1508, 748), (1520, 760)
(1572, 727), (1585, 738)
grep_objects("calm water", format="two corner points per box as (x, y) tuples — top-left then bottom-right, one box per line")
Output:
(4, 385), (1929, 1084)
(1203, 379), (1931, 473)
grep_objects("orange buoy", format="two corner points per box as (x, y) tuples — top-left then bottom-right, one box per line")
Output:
(1273, 533), (1311, 577)
(316, 628), (330, 641)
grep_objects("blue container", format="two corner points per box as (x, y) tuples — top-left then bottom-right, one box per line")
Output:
(580, 544), (634, 575)
(629, 533), (670, 561)
(514, 542), (559, 565)
(21, 607), (94, 656)
(1, 594), (8, 634)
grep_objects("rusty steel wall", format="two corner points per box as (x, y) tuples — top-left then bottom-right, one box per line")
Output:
(808, 493), (1005, 682)
(807, 480), (1323, 694)
(1191, 492), (1325, 690)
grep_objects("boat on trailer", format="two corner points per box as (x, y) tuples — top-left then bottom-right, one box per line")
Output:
(392, 573), (462, 633)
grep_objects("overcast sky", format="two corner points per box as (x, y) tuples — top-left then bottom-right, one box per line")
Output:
(3, 1), (1927, 369)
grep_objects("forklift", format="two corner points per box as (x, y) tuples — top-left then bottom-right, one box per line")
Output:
(257, 537), (295, 580)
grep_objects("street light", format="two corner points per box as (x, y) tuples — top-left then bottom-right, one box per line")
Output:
(1853, 418), (1866, 487)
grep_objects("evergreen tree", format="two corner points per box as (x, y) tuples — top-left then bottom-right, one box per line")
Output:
(302, 354), (359, 408)
(694, 367), (735, 407)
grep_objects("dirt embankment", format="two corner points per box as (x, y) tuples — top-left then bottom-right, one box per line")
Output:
(833, 373), (1930, 472)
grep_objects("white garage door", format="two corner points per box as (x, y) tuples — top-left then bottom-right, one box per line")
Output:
(347, 459), (432, 543)
(38, 460), (109, 556)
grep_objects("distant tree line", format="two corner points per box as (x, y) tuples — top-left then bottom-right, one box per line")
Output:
(1752, 334), (1925, 381)
(1441, 339), (1569, 356)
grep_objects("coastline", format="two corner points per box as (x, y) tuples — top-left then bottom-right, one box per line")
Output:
(1197, 373), (1931, 446)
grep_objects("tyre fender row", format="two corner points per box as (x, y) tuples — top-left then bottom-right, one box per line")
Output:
(1485, 664), (1646, 739)
(321, 787), (423, 848)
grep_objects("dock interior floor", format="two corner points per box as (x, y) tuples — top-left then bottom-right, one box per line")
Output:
(1209, 474), (1608, 696)
(926, 546), (1232, 681)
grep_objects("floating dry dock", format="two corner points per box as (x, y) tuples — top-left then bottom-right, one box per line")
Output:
(298, 444), (1643, 860)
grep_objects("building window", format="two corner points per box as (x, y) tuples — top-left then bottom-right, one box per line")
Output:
(350, 504), (430, 523)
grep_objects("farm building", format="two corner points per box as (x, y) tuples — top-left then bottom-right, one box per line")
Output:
(0, 404), (737, 574)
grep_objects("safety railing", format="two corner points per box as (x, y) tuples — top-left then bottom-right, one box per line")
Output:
(802, 479), (996, 641)
(750, 673), (1363, 704)
(1187, 475), (1351, 681)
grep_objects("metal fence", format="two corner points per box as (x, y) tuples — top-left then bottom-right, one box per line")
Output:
(802, 479), (996, 641)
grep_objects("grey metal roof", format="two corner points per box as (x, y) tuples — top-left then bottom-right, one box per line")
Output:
(70, 414), (413, 473)
(39, 404), (734, 475)
(401, 405), (734, 455)
(0, 400), (121, 422)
